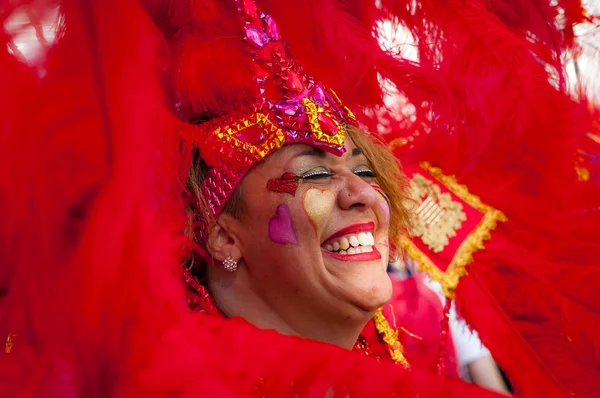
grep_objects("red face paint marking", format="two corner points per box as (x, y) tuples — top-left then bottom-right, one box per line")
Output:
(267, 172), (299, 196)
(371, 183), (390, 204)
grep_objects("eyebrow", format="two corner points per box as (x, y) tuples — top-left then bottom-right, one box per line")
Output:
(294, 147), (327, 158)
(352, 147), (363, 157)
(294, 147), (364, 158)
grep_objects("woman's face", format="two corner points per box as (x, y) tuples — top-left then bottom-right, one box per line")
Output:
(222, 137), (392, 328)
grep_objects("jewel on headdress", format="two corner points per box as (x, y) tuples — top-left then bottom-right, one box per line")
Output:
(276, 101), (302, 116)
(318, 113), (338, 135)
(264, 15), (280, 40)
(241, 0), (258, 20)
(245, 26), (269, 48)
(313, 86), (326, 105)
(235, 124), (266, 146)
(194, 0), (357, 223)
(285, 70), (304, 93)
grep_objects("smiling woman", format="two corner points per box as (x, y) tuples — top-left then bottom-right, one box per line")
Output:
(170, 0), (419, 357)
(186, 125), (410, 350)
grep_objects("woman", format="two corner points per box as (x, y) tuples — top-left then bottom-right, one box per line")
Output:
(175, 0), (412, 359)
(185, 127), (409, 352)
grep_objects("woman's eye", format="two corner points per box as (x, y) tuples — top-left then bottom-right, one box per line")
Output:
(354, 168), (376, 178)
(300, 170), (333, 180)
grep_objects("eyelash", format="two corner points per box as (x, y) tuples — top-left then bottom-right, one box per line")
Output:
(300, 171), (333, 180)
(354, 169), (376, 178)
(300, 168), (376, 180)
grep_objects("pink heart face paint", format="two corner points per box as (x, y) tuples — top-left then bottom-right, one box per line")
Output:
(266, 172), (299, 196)
(302, 188), (336, 235)
(268, 204), (299, 245)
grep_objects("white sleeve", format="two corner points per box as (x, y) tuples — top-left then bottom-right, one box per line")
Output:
(449, 309), (491, 368)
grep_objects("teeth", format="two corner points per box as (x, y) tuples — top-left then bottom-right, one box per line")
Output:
(322, 232), (376, 254)
(339, 237), (350, 250)
(358, 232), (369, 246)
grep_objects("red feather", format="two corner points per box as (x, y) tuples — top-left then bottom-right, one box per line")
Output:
(0, 0), (504, 396)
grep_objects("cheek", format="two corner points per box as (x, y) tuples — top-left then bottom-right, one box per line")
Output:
(371, 185), (391, 226)
(377, 201), (390, 224)
(302, 188), (336, 235)
(268, 204), (299, 245)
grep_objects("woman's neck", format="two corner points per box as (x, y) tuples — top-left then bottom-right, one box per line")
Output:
(207, 273), (368, 350)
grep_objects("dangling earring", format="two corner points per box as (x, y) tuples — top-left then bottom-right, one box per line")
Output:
(223, 256), (238, 272)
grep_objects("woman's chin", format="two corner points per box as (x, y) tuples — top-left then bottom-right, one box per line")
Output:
(347, 274), (393, 314)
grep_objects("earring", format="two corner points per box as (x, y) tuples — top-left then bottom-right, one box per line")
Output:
(223, 256), (238, 272)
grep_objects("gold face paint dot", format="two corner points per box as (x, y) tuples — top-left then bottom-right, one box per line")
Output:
(303, 188), (336, 235)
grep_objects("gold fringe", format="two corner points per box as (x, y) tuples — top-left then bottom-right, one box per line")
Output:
(373, 308), (410, 368)
(5, 334), (15, 354)
(401, 162), (507, 298)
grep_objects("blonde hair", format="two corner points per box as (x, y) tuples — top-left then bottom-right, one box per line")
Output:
(345, 126), (410, 251)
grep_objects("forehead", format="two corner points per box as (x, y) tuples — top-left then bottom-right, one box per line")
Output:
(264, 138), (361, 164)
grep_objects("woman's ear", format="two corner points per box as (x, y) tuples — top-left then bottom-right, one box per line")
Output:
(206, 215), (243, 263)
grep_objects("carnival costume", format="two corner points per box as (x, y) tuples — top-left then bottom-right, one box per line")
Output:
(1, 0), (599, 397)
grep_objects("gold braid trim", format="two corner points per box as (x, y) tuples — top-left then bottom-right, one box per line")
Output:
(373, 308), (410, 368)
(5, 334), (15, 354)
(401, 162), (507, 299)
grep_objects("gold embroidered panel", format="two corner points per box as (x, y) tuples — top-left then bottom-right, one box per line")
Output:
(400, 162), (506, 298)
(407, 173), (467, 253)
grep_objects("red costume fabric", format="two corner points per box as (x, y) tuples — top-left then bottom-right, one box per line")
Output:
(383, 276), (460, 379)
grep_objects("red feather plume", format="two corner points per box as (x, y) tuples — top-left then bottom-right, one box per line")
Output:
(0, 0), (503, 396)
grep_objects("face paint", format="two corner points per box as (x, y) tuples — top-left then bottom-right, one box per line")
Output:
(378, 202), (390, 223)
(371, 183), (390, 205)
(303, 188), (336, 235)
(268, 204), (299, 245)
(267, 172), (299, 196)
(371, 183), (391, 223)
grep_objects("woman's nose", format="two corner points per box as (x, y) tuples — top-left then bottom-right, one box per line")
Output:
(337, 173), (377, 212)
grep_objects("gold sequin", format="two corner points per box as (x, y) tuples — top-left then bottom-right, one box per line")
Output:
(212, 113), (286, 161)
(302, 98), (345, 146)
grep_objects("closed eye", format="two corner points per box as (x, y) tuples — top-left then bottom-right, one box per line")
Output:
(353, 169), (376, 178)
(301, 170), (334, 180)
(355, 170), (375, 177)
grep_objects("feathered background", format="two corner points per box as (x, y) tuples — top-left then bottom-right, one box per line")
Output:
(1, 0), (598, 396)
(0, 0), (500, 396)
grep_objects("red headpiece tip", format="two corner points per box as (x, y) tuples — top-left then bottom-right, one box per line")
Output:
(174, 0), (357, 224)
